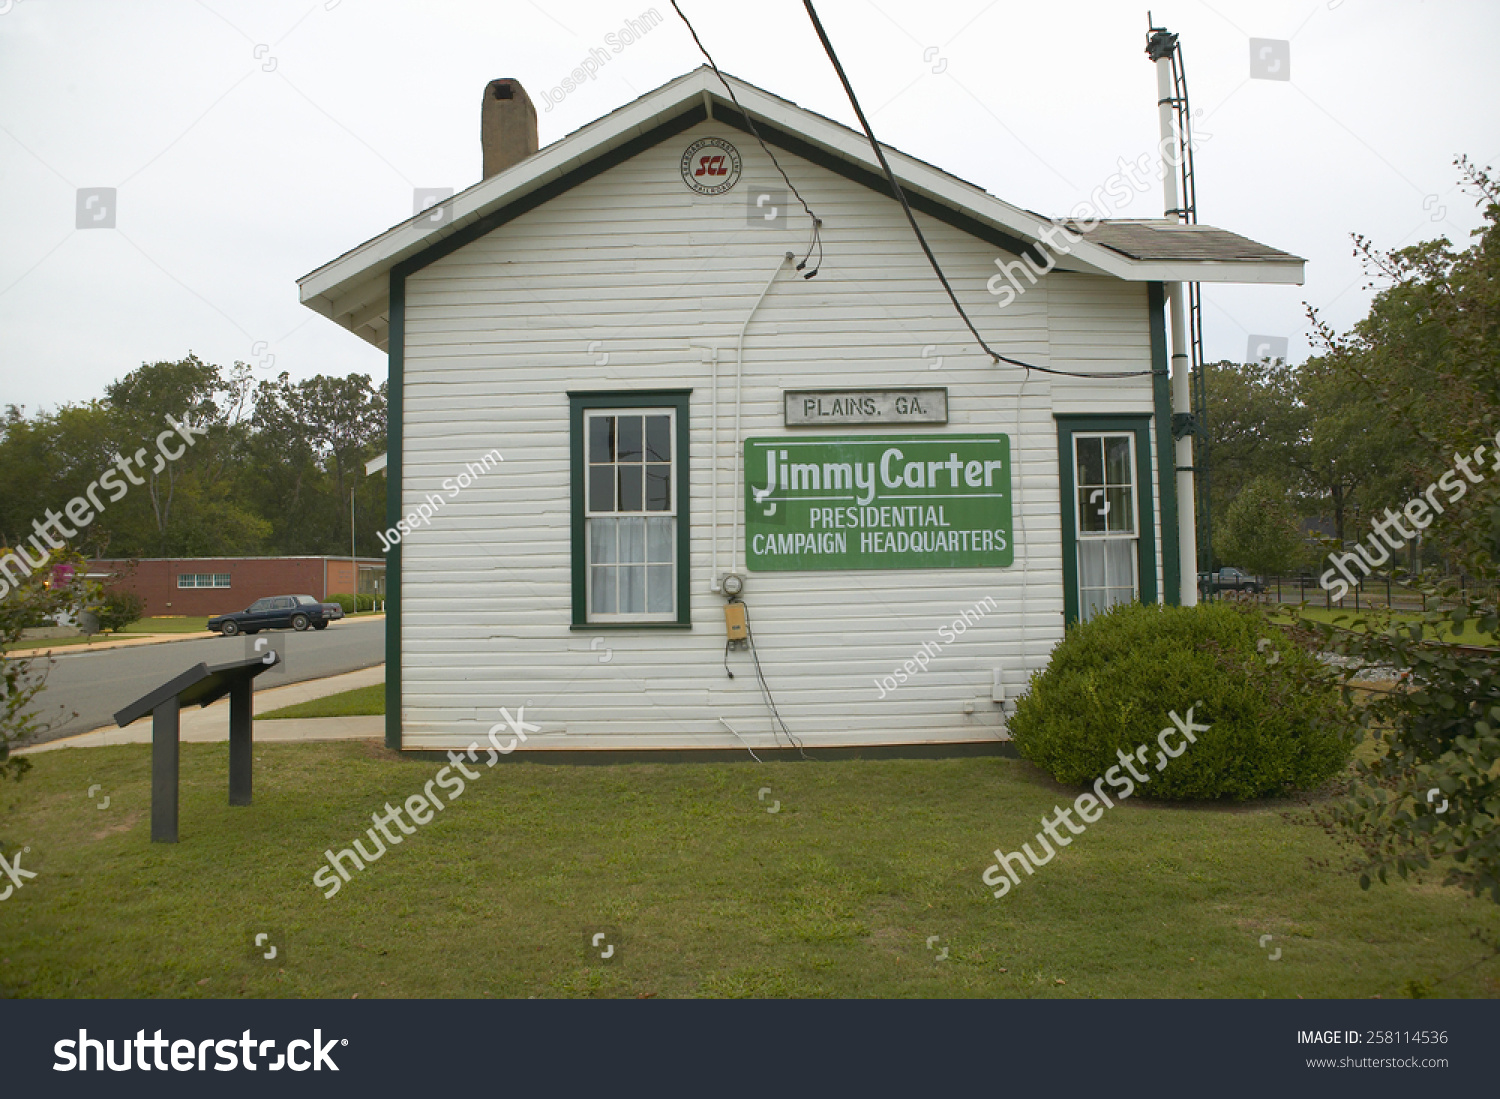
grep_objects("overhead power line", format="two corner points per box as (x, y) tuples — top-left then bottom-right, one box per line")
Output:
(800, 0), (1163, 380)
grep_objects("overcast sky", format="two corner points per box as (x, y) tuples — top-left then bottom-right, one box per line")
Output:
(2, 0), (1496, 413)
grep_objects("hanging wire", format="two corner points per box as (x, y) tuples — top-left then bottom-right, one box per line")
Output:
(739, 599), (808, 758)
(800, 0), (1163, 380)
(671, 0), (823, 276)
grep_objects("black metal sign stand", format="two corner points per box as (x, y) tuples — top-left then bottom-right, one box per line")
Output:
(112, 653), (280, 843)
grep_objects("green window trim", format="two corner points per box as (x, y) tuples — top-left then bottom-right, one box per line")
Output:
(569, 390), (693, 628)
(1055, 415), (1159, 625)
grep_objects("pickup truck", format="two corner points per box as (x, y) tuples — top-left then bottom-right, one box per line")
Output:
(1197, 567), (1265, 595)
(208, 594), (345, 636)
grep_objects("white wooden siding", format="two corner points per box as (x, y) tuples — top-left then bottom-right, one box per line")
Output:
(397, 122), (1160, 751)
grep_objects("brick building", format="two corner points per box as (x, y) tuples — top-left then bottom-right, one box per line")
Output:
(91, 556), (385, 617)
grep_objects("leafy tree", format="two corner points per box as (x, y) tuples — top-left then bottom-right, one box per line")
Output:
(246, 373), (386, 555)
(1302, 158), (1500, 915)
(0, 550), (92, 780)
(1213, 476), (1307, 576)
(1199, 359), (1302, 523)
(1310, 587), (1500, 904)
(1309, 156), (1500, 570)
(102, 355), (266, 556)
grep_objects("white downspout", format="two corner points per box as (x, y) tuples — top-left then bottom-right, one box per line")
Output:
(1154, 53), (1199, 606)
(689, 342), (722, 590)
(730, 253), (793, 578)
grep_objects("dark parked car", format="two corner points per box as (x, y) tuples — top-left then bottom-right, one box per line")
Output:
(1197, 567), (1264, 595)
(208, 594), (345, 636)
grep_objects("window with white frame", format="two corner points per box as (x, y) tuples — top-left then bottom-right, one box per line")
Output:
(178, 573), (231, 589)
(1073, 433), (1139, 622)
(584, 408), (677, 621)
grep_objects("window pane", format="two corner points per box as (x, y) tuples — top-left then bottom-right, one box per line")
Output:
(1080, 588), (1110, 623)
(1105, 436), (1132, 485)
(645, 415), (671, 462)
(645, 464), (671, 511)
(619, 564), (645, 613)
(620, 517), (645, 563)
(590, 565), (615, 614)
(646, 565), (673, 613)
(617, 416), (643, 462)
(1105, 539), (1137, 591)
(1078, 541), (1106, 588)
(618, 466), (642, 512)
(1075, 436), (1104, 487)
(589, 415), (614, 463)
(1079, 486), (1111, 533)
(589, 465), (614, 512)
(590, 518), (616, 563)
(646, 517), (673, 562)
(1106, 486), (1134, 534)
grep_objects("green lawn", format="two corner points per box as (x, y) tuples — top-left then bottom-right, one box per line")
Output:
(1, 742), (1496, 999)
(261, 683), (384, 720)
(2, 634), (103, 655)
(121, 616), (211, 634)
(1276, 605), (1499, 646)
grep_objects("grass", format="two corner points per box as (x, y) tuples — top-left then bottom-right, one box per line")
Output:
(121, 616), (211, 634)
(1274, 606), (1499, 646)
(2, 634), (104, 655)
(261, 683), (384, 720)
(3, 615), (212, 654)
(1, 742), (1497, 999)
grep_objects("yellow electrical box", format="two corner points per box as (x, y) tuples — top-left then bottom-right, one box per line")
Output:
(724, 602), (748, 640)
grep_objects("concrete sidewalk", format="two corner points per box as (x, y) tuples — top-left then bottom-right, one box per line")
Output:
(20, 664), (385, 754)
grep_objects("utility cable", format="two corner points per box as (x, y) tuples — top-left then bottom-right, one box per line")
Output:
(800, 0), (1162, 380)
(671, 0), (823, 276)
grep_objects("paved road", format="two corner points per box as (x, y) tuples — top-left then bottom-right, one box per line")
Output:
(16, 617), (385, 745)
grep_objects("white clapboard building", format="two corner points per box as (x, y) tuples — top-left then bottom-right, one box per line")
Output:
(299, 67), (1303, 756)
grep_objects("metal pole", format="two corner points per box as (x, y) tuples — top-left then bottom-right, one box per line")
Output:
(1153, 51), (1198, 606)
(151, 695), (180, 843)
(229, 678), (253, 807)
(351, 484), (357, 607)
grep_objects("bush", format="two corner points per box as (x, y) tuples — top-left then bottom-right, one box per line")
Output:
(327, 593), (356, 614)
(93, 589), (144, 633)
(1009, 601), (1355, 800)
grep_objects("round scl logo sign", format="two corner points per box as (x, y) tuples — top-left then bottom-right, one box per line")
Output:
(681, 138), (742, 195)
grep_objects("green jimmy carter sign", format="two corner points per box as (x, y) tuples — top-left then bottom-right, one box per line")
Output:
(745, 435), (1013, 571)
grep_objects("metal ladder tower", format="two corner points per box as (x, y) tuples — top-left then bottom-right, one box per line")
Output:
(1145, 15), (1212, 596)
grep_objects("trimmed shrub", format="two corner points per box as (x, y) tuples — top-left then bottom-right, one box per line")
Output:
(327, 593), (356, 614)
(1009, 601), (1355, 800)
(93, 590), (144, 633)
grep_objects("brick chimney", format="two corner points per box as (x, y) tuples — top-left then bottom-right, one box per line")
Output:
(481, 79), (538, 180)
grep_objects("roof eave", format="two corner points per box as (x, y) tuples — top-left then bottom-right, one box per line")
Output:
(299, 67), (1306, 346)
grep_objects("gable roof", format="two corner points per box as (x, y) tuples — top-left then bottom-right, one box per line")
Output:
(299, 66), (1305, 350)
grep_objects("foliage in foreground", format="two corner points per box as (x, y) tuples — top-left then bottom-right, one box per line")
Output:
(1010, 601), (1356, 800)
(0, 548), (92, 780)
(1308, 580), (1500, 903)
